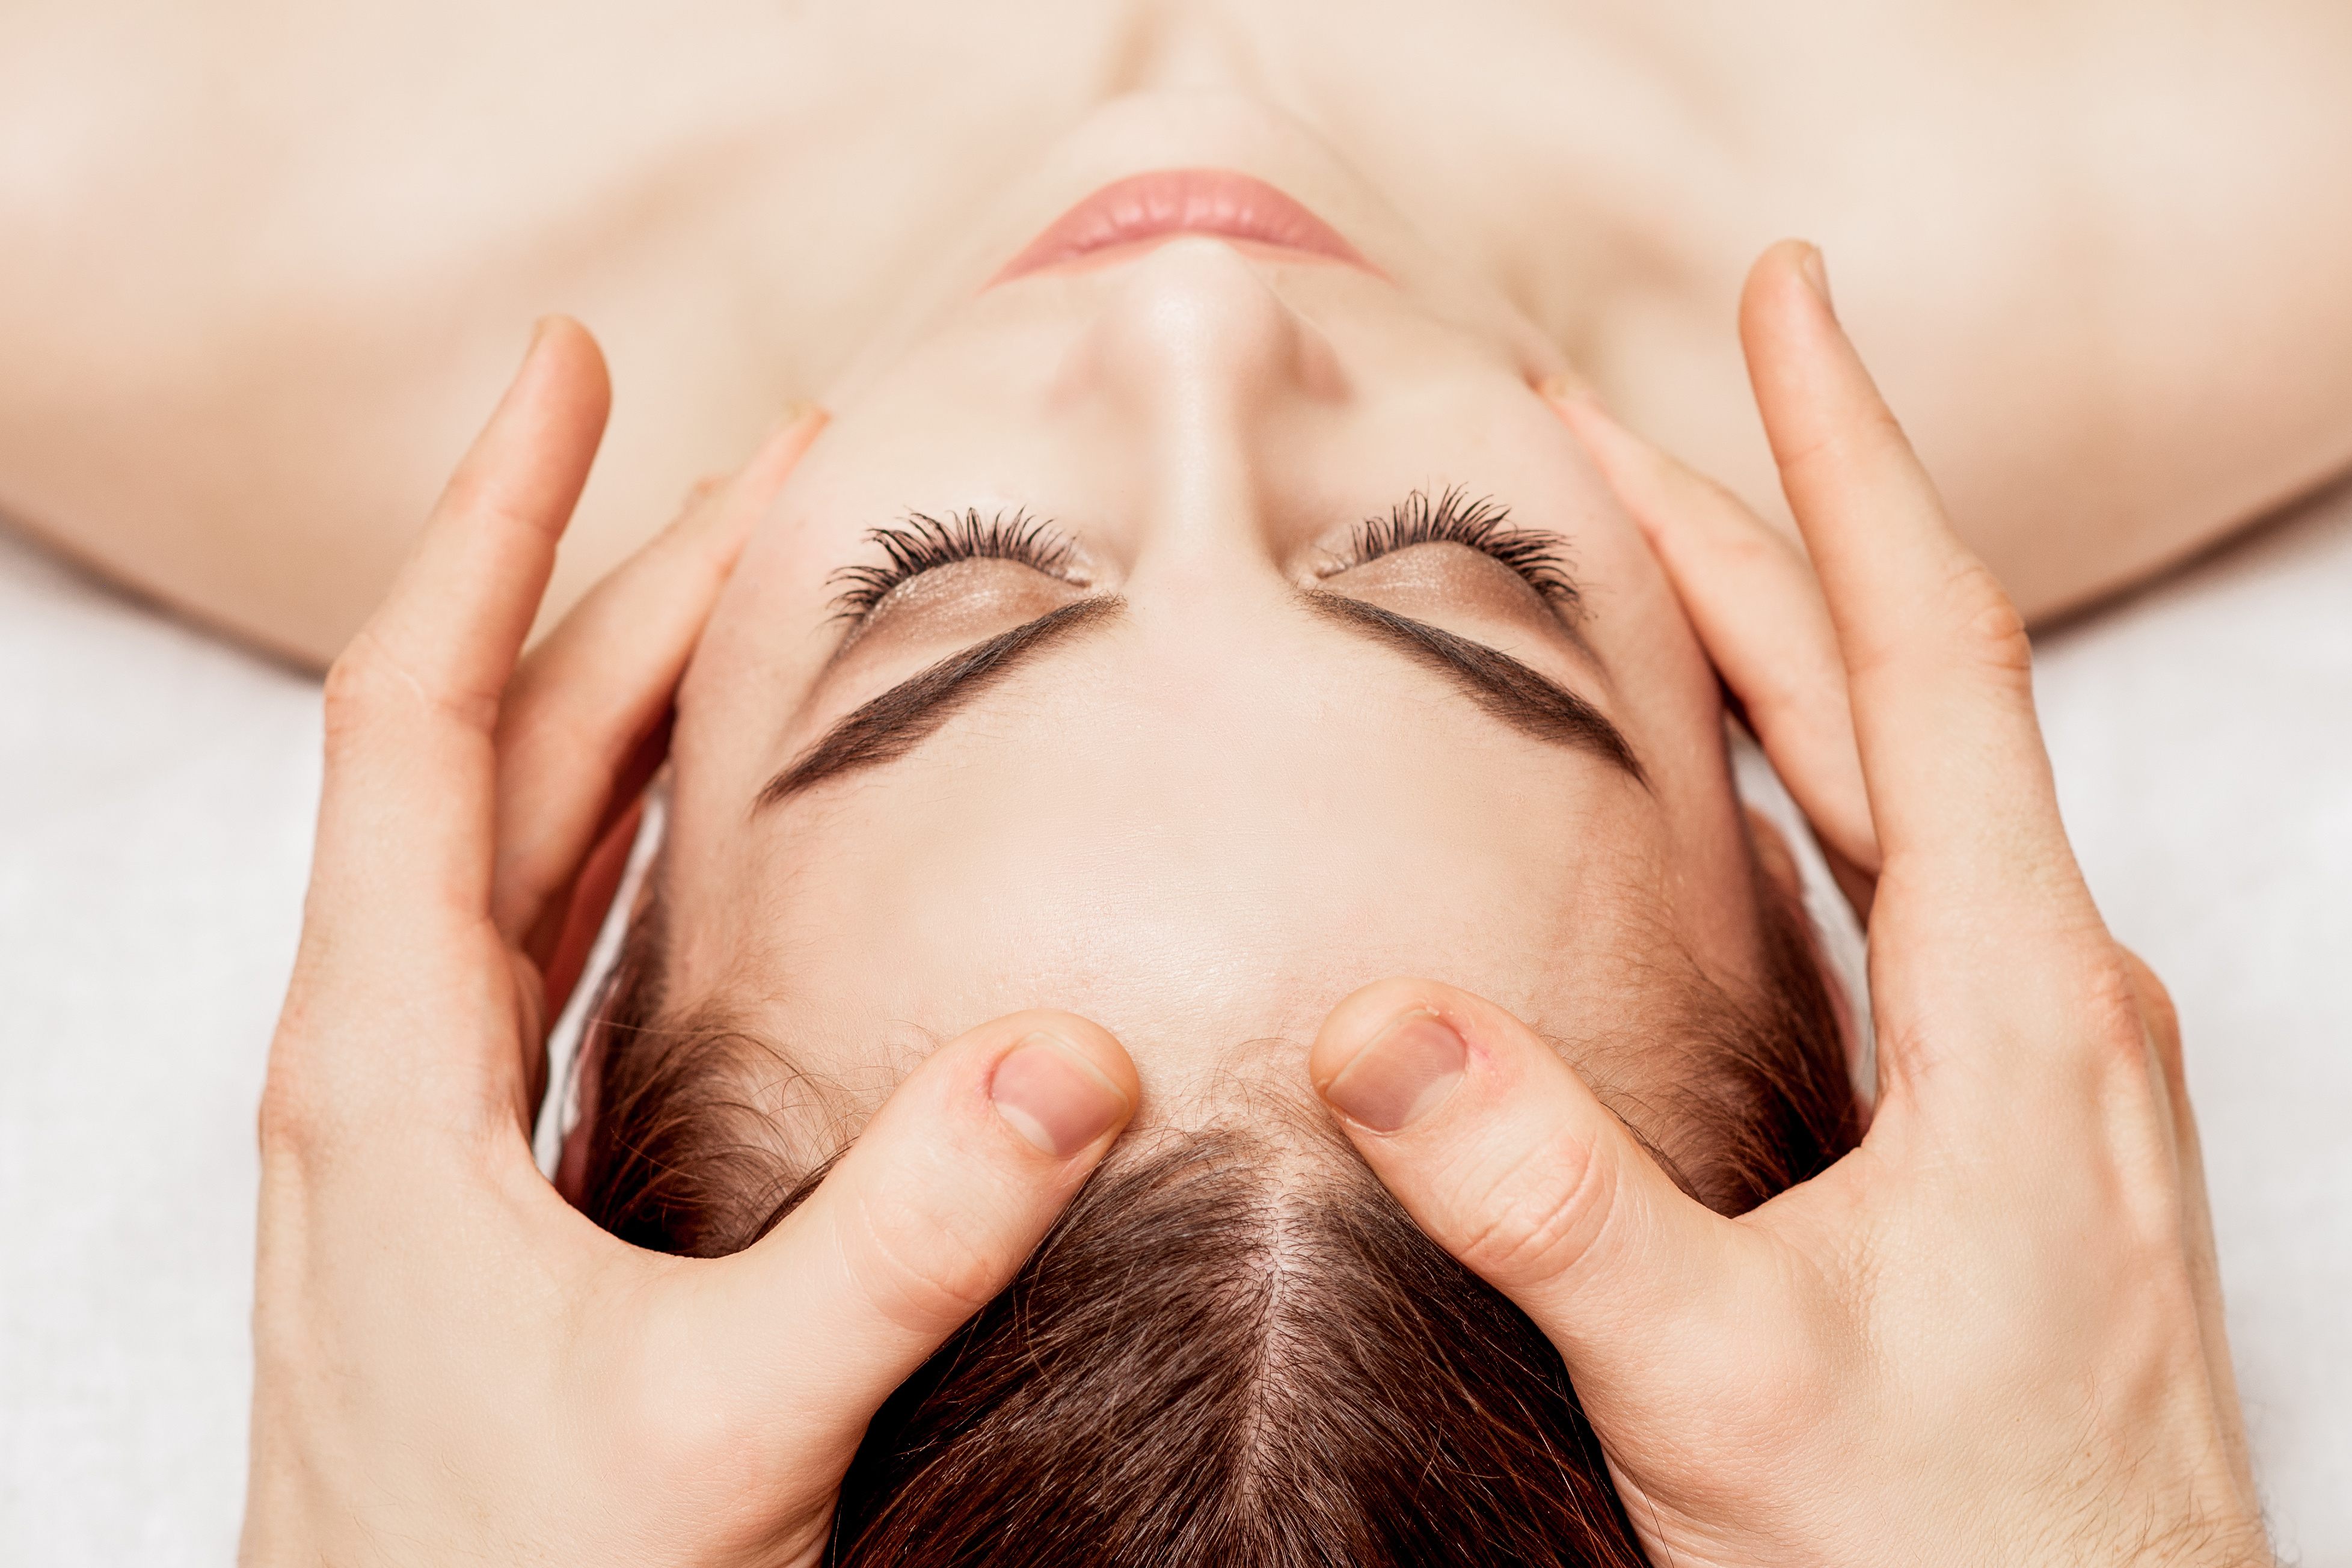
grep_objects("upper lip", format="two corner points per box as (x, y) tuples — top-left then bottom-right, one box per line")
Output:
(992, 168), (1376, 284)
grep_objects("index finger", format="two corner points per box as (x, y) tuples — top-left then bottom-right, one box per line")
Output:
(308, 319), (610, 937)
(1548, 387), (1880, 915)
(1739, 243), (2096, 935)
(491, 406), (825, 966)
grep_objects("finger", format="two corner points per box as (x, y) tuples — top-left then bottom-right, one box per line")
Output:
(1307, 978), (1781, 1409)
(1549, 385), (1880, 909)
(489, 405), (825, 957)
(1739, 241), (2091, 929)
(309, 319), (610, 936)
(686, 1010), (1138, 1470)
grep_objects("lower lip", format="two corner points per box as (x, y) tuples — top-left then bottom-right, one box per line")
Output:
(992, 168), (1374, 284)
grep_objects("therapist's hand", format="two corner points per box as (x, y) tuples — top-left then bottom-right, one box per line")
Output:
(1310, 245), (2265, 1567)
(244, 320), (1138, 1568)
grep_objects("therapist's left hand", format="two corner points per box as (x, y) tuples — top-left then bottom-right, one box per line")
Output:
(1303, 248), (2260, 1567)
(243, 319), (1139, 1567)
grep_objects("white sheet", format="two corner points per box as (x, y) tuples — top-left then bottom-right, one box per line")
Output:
(4, 483), (2347, 1564)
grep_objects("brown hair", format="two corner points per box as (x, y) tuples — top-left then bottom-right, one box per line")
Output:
(577, 857), (1855, 1564)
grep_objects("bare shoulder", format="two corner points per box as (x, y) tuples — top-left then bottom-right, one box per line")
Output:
(0, 0), (1131, 664)
(2, 0), (2346, 660)
(1286, 0), (2352, 617)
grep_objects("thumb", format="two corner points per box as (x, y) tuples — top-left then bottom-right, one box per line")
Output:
(692, 1011), (1137, 1466)
(1310, 979), (1772, 1396)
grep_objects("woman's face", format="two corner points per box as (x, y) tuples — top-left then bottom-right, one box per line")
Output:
(661, 96), (1766, 1142)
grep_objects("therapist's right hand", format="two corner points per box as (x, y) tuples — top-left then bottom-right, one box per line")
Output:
(1310, 243), (2267, 1567)
(243, 319), (1138, 1567)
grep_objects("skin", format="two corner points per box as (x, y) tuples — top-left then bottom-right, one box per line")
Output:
(247, 257), (2264, 1563)
(5, 1), (2351, 661)
(652, 101), (1780, 1166)
(1306, 250), (2263, 1565)
(38, 11), (2247, 1558)
(248, 336), (1146, 1566)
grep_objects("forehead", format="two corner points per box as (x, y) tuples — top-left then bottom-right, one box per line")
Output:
(665, 590), (1713, 1110)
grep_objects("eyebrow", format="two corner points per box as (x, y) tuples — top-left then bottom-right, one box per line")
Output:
(757, 596), (1124, 808)
(755, 586), (1642, 809)
(1301, 590), (1647, 786)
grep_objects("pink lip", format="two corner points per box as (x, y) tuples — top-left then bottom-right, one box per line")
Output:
(992, 168), (1374, 284)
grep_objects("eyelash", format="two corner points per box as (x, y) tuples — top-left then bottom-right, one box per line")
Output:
(830, 509), (1082, 619)
(829, 488), (1573, 618)
(1328, 487), (1577, 607)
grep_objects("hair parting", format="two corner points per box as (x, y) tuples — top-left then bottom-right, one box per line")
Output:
(571, 833), (1855, 1564)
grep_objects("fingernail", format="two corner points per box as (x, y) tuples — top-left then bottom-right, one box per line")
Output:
(1798, 245), (1836, 317)
(1319, 1009), (1466, 1133)
(991, 1033), (1129, 1157)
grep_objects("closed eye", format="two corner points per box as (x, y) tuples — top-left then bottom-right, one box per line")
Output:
(830, 509), (1085, 620)
(1322, 487), (1579, 611)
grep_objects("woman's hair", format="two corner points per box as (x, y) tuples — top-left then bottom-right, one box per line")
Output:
(576, 848), (1856, 1566)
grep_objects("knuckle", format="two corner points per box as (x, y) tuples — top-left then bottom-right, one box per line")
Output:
(254, 1071), (328, 1172)
(1940, 562), (2033, 681)
(321, 628), (498, 757)
(2080, 955), (2160, 1073)
(1776, 406), (1905, 494)
(2119, 948), (2184, 1071)
(1451, 1131), (1619, 1293)
(842, 1190), (1008, 1338)
(319, 638), (401, 735)
(1849, 556), (2034, 702)
(321, 635), (433, 751)
(443, 469), (556, 545)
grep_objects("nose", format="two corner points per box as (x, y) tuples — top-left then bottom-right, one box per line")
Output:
(1064, 237), (1345, 591)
